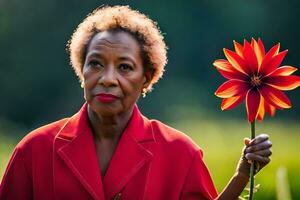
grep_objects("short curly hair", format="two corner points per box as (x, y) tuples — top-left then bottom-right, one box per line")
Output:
(67, 5), (168, 91)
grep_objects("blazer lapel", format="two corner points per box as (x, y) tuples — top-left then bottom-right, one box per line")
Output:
(53, 103), (156, 200)
(103, 104), (156, 199)
(54, 103), (105, 200)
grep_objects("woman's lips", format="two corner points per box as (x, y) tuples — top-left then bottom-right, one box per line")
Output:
(95, 93), (118, 103)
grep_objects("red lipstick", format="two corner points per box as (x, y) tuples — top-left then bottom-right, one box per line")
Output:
(95, 93), (118, 103)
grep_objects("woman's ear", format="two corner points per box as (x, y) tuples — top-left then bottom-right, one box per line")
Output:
(143, 68), (154, 89)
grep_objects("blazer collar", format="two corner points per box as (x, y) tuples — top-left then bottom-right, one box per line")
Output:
(54, 102), (155, 200)
(57, 103), (155, 142)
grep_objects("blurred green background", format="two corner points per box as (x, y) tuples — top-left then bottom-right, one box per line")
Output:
(1, 0), (299, 199)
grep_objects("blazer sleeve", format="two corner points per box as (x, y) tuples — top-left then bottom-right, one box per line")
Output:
(180, 150), (218, 200)
(0, 146), (33, 200)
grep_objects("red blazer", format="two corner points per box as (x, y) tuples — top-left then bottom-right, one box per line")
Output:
(0, 103), (218, 200)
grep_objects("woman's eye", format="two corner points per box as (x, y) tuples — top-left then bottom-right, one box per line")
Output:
(88, 60), (102, 68)
(119, 64), (133, 71)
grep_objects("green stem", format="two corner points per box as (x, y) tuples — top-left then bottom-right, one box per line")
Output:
(249, 120), (256, 200)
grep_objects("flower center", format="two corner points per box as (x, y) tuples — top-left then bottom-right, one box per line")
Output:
(250, 75), (262, 87)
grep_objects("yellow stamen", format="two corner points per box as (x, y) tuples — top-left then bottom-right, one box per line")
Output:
(251, 75), (262, 87)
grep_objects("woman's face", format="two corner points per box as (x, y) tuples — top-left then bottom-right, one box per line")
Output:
(82, 30), (149, 116)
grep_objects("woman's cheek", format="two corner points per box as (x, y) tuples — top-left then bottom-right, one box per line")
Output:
(84, 71), (100, 89)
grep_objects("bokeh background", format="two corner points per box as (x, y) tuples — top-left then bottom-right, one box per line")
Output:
(0, 0), (299, 199)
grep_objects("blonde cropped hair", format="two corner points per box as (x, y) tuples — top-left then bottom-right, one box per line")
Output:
(67, 5), (168, 91)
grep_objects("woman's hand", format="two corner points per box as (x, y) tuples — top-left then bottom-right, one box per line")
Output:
(218, 134), (272, 199)
(236, 134), (272, 177)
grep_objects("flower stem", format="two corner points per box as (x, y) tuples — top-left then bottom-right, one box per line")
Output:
(249, 120), (256, 200)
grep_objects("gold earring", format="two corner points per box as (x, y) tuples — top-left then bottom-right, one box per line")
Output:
(142, 88), (147, 98)
(80, 82), (84, 88)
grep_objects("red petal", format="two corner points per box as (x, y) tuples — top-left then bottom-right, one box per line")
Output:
(221, 93), (246, 110)
(264, 75), (300, 90)
(263, 50), (288, 76)
(243, 39), (259, 74)
(223, 48), (250, 75)
(259, 43), (280, 74)
(252, 38), (265, 67)
(213, 59), (248, 80)
(257, 96), (265, 121)
(260, 85), (292, 109)
(267, 65), (298, 76)
(215, 80), (250, 98)
(258, 38), (266, 56)
(234, 40), (244, 58)
(246, 88), (261, 122)
(264, 101), (276, 117)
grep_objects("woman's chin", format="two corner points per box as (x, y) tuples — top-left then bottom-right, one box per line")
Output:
(88, 100), (122, 116)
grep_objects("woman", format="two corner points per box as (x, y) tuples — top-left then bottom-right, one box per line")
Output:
(0, 5), (272, 200)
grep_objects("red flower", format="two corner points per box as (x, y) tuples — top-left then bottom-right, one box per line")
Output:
(214, 38), (300, 122)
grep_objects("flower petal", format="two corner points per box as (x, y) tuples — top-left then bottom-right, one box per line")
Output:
(213, 59), (248, 80)
(267, 65), (298, 76)
(257, 96), (265, 121)
(263, 50), (288, 76)
(223, 48), (250, 75)
(234, 40), (244, 58)
(260, 85), (292, 109)
(264, 101), (276, 117)
(243, 39), (259, 74)
(259, 43), (280, 74)
(246, 88), (261, 122)
(252, 38), (265, 67)
(221, 93), (246, 110)
(258, 38), (266, 55)
(215, 80), (250, 98)
(264, 75), (300, 90)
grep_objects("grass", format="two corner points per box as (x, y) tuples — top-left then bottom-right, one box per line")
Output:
(1, 118), (299, 199)
(0, 134), (20, 178)
(171, 118), (300, 199)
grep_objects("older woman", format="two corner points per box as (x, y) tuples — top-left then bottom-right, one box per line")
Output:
(0, 5), (272, 200)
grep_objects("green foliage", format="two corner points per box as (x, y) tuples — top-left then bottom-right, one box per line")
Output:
(0, 0), (300, 127)
(276, 166), (292, 200)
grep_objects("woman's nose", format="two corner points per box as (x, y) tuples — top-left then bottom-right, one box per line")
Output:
(98, 66), (118, 87)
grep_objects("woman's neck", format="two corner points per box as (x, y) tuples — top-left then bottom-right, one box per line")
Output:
(87, 105), (133, 142)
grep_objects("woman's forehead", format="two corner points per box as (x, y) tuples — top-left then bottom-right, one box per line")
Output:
(87, 31), (141, 54)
